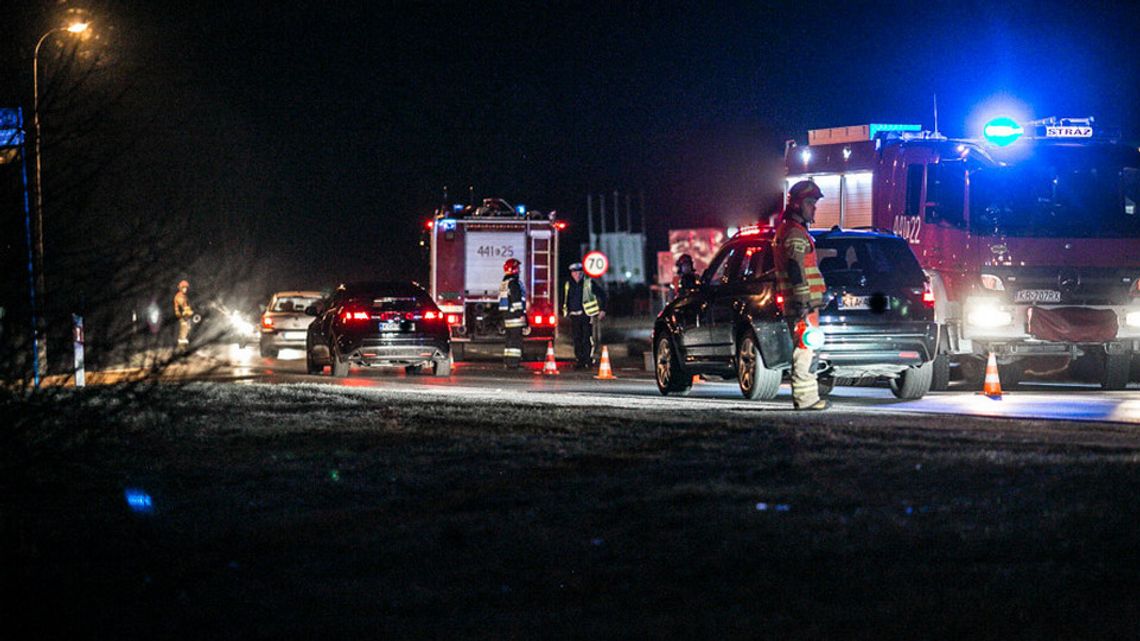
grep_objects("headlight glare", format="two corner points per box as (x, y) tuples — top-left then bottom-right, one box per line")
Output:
(966, 297), (1013, 328)
(1126, 310), (1140, 328)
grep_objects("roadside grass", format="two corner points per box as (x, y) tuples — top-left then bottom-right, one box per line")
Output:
(3, 383), (1139, 639)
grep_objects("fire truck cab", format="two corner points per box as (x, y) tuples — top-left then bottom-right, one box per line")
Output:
(785, 118), (1140, 389)
(428, 198), (562, 360)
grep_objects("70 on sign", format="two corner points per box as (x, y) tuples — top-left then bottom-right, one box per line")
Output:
(582, 250), (608, 278)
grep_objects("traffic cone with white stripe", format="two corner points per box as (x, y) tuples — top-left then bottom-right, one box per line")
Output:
(979, 352), (1003, 399)
(594, 345), (617, 380)
(542, 341), (559, 375)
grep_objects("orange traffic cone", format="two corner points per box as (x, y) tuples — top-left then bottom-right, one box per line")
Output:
(692, 374), (701, 385)
(979, 352), (1003, 399)
(542, 341), (560, 375)
(594, 346), (617, 380)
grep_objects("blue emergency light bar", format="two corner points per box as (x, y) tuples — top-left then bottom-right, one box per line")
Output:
(983, 117), (1024, 147)
(867, 123), (923, 139)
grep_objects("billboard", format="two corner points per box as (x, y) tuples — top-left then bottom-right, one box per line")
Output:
(659, 228), (726, 283)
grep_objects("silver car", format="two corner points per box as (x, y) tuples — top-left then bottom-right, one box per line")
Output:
(259, 290), (323, 358)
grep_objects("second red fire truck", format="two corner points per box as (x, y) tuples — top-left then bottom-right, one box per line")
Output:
(784, 116), (1140, 389)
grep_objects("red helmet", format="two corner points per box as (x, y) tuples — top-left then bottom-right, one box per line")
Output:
(503, 258), (521, 274)
(178, 279), (190, 289)
(787, 180), (824, 206)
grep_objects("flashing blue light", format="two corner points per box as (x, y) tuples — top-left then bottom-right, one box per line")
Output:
(124, 488), (154, 514)
(983, 117), (1024, 147)
(451, 204), (464, 211)
(868, 123), (922, 139)
(515, 204), (526, 215)
(439, 218), (457, 232)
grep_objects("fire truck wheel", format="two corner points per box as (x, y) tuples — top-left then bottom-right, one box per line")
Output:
(1102, 352), (1130, 390)
(997, 361), (1024, 390)
(655, 335), (691, 396)
(930, 354), (951, 391)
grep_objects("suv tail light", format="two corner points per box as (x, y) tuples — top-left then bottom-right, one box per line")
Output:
(922, 282), (935, 307)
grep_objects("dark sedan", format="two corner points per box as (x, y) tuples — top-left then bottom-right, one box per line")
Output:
(306, 281), (452, 377)
(653, 226), (939, 399)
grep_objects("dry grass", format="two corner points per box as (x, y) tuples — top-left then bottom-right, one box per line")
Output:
(3, 383), (1139, 640)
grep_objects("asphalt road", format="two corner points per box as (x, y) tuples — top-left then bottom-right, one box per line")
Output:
(203, 344), (1140, 426)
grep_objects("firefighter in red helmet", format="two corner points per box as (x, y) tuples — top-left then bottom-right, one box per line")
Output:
(499, 258), (527, 368)
(773, 180), (830, 410)
(173, 279), (195, 351)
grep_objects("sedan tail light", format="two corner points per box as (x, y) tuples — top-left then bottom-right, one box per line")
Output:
(423, 310), (443, 321)
(341, 308), (371, 323)
(261, 315), (273, 328)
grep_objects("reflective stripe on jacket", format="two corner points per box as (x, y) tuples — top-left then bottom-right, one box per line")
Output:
(773, 217), (826, 311)
(562, 279), (600, 317)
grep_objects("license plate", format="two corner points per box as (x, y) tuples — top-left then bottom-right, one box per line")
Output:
(1015, 289), (1061, 303)
(283, 331), (307, 341)
(837, 293), (871, 310)
(380, 321), (408, 332)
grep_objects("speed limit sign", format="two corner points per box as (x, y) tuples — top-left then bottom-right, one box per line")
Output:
(582, 251), (608, 278)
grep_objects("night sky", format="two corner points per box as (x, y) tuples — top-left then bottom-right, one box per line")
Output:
(7, 0), (1140, 298)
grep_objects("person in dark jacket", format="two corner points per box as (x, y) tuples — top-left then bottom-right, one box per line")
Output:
(562, 262), (607, 369)
(499, 258), (527, 368)
(674, 254), (699, 298)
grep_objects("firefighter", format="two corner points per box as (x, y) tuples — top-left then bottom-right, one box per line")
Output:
(499, 258), (527, 368)
(773, 180), (830, 410)
(173, 279), (194, 351)
(562, 262), (607, 370)
(674, 254), (699, 298)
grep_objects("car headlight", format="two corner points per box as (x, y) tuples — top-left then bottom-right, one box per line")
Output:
(966, 297), (1013, 328)
(1126, 310), (1140, 328)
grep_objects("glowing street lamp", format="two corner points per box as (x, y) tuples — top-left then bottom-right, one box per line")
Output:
(30, 20), (89, 384)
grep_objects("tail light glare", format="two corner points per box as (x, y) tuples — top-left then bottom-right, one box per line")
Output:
(423, 310), (442, 320)
(261, 315), (273, 328)
(533, 314), (544, 325)
(548, 315), (556, 325)
(923, 283), (935, 307)
(341, 309), (370, 322)
(446, 314), (460, 325)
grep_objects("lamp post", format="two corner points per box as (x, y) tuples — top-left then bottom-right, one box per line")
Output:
(31, 21), (88, 384)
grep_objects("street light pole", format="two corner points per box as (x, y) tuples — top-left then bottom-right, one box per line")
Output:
(31, 21), (88, 384)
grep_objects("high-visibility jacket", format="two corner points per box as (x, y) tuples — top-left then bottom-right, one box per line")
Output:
(499, 273), (527, 328)
(562, 278), (601, 317)
(773, 216), (826, 313)
(173, 291), (194, 319)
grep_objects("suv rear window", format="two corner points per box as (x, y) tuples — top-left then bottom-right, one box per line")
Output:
(814, 237), (925, 288)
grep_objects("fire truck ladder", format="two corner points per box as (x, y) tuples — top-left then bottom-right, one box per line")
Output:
(529, 229), (553, 309)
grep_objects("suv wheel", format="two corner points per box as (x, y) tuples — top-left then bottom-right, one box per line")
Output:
(737, 333), (781, 400)
(655, 335), (691, 396)
(890, 361), (933, 399)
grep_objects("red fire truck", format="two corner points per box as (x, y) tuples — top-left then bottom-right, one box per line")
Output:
(428, 198), (563, 360)
(785, 117), (1140, 389)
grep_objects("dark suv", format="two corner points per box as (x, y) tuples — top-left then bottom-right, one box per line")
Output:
(306, 281), (452, 377)
(652, 226), (939, 400)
